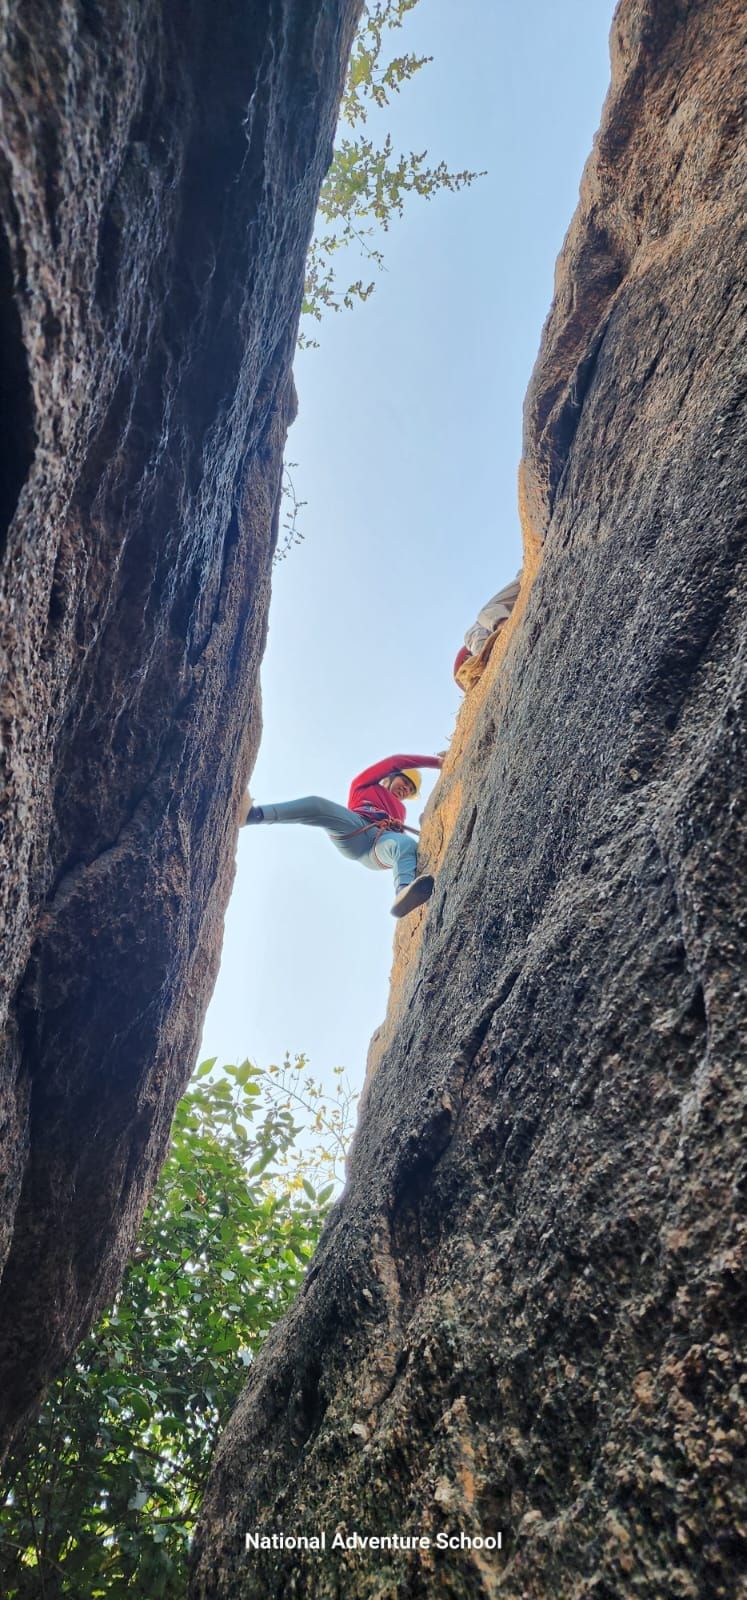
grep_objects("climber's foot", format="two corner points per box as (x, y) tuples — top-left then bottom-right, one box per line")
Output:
(241, 797), (264, 825)
(391, 874), (434, 918)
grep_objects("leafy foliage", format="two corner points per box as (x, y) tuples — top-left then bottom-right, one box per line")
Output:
(302, 0), (482, 335)
(0, 1057), (355, 1598)
(273, 462), (307, 564)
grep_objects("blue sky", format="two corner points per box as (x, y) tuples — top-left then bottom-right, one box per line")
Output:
(202, 0), (617, 1086)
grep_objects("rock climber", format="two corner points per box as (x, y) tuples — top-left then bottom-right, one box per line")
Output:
(241, 753), (443, 918)
(454, 570), (522, 691)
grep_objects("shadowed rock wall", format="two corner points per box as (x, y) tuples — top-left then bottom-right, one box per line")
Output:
(0, 0), (361, 1454)
(192, 1), (747, 1595)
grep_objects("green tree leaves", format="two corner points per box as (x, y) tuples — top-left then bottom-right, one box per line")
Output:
(301, 0), (483, 335)
(0, 1058), (355, 1597)
(275, 1), (482, 564)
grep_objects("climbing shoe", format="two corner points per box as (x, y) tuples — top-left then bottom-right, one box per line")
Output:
(391, 874), (434, 918)
(240, 794), (264, 825)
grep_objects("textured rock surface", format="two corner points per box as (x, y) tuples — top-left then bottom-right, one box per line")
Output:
(192, 1), (747, 1595)
(0, 0), (361, 1454)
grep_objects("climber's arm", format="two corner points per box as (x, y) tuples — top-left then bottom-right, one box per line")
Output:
(352, 754), (443, 787)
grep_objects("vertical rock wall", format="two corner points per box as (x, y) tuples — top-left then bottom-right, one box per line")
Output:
(0, 0), (361, 1454)
(192, 1), (747, 1596)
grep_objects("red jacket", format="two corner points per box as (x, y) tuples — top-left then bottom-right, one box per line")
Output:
(348, 754), (441, 829)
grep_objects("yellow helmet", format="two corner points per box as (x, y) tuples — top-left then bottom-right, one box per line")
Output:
(399, 768), (421, 795)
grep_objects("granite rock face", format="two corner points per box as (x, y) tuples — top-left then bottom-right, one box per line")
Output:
(0, 0), (361, 1455)
(192, 1), (747, 1595)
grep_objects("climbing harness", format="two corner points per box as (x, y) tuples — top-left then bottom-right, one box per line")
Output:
(336, 809), (421, 843)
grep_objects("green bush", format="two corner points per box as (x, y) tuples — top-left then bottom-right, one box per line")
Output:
(0, 1057), (354, 1598)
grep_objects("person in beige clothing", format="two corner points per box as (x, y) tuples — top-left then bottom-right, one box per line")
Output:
(453, 571), (522, 691)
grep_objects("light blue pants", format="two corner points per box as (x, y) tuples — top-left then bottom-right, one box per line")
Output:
(259, 796), (418, 893)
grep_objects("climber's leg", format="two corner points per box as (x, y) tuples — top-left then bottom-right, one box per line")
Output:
(245, 795), (381, 865)
(259, 795), (356, 832)
(370, 832), (435, 917)
(370, 829), (418, 892)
